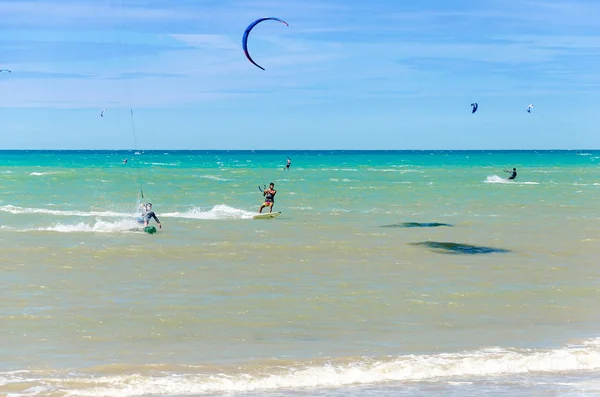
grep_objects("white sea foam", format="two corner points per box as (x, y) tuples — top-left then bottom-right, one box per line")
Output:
(485, 175), (510, 184)
(162, 204), (256, 220)
(485, 175), (539, 185)
(3, 339), (600, 396)
(0, 205), (131, 218)
(367, 168), (418, 173)
(368, 168), (396, 172)
(1, 204), (261, 221)
(33, 219), (140, 233)
(328, 178), (354, 182)
(197, 175), (230, 182)
(330, 208), (352, 213)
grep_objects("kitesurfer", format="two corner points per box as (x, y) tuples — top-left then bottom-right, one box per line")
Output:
(284, 158), (291, 170)
(505, 168), (517, 180)
(141, 203), (162, 228)
(259, 183), (277, 213)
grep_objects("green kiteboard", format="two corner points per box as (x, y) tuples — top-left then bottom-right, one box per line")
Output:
(144, 226), (157, 234)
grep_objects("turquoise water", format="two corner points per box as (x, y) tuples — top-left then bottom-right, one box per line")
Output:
(1, 150), (600, 396)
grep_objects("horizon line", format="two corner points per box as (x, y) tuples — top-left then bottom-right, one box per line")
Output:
(0, 149), (597, 152)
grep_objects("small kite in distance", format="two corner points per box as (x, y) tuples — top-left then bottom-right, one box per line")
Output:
(527, 104), (534, 113)
(242, 17), (289, 70)
(100, 109), (106, 117)
(471, 103), (478, 114)
(0, 69), (11, 73)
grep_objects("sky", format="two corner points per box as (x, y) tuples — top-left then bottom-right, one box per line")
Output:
(0, 0), (599, 150)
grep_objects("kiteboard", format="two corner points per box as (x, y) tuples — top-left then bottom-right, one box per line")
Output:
(144, 226), (157, 234)
(253, 212), (281, 220)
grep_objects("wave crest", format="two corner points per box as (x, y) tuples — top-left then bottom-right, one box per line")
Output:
(2, 340), (600, 396)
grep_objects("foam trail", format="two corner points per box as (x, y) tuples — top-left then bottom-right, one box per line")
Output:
(162, 204), (256, 220)
(32, 219), (140, 233)
(1, 204), (258, 221)
(485, 176), (539, 185)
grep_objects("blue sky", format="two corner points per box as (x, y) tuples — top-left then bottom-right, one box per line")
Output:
(0, 0), (599, 149)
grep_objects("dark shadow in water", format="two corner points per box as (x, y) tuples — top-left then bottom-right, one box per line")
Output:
(411, 241), (511, 255)
(382, 222), (453, 228)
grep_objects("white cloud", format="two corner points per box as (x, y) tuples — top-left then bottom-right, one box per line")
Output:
(0, 1), (197, 23)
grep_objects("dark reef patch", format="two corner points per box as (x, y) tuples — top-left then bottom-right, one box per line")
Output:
(382, 222), (452, 228)
(411, 241), (511, 255)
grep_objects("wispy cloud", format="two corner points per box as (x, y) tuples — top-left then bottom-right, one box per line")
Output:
(0, 1), (198, 25)
(169, 34), (238, 50)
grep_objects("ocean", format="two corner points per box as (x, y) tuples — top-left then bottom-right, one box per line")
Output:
(1, 150), (600, 396)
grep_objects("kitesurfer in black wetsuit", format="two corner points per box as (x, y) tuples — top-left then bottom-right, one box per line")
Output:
(142, 203), (162, 228)
(259, 183), (277, 213)
(505, 168), (517, 180)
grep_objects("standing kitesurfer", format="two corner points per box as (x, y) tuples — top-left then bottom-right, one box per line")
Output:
(259, 183), (277, 213)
